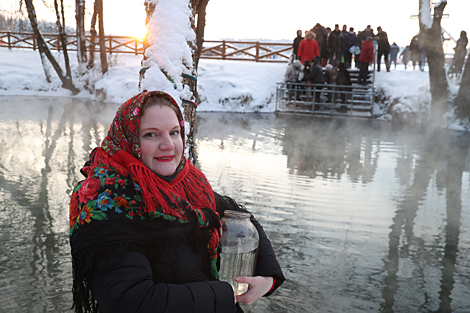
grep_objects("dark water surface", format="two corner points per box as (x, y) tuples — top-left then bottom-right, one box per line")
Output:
(1, 96), (469, 313)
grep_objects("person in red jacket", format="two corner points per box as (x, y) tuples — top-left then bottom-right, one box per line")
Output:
(297, 31), (319, 65)
(358, 36), (375, 85)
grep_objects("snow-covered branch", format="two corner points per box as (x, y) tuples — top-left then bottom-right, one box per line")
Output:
(140, 0), (195, 105)
(420, 0), (432, 30)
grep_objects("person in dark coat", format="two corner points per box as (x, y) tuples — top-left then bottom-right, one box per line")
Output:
(410, 34), (424, 70)
(69, 91), (285, 313)
(399, 45), (411, 69)
(335, 62), (352, 110)
(321, 27), (332, 67)
(359, 36), (374, 85)
(354, 31), (363, 68)
(450, 30), (468, 74)
(360, 25), (375, 41)
(389, 42), (400, 69)
(323, 63), (336, 103)
(304, 58), (325, 103)
(328, 24), (343, 66)
(376, 26), (391, 72)
(292, 29), (304, 60)
(311, 23), (326, 56)
(343, 27), (357, 68)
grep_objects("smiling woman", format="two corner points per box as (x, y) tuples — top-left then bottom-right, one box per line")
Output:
(68, 90), (285, 313)
(139, 97), (184, 176)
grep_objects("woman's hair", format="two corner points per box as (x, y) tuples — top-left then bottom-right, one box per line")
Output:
(141, 95), (179, 117)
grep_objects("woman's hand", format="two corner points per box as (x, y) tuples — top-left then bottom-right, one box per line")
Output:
(234, 276), (273, 305)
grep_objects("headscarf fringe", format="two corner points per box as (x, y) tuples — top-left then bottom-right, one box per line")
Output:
(90, 148), (215, 217)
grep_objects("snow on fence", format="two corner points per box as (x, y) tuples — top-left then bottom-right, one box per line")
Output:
(0, 32), (291, 62)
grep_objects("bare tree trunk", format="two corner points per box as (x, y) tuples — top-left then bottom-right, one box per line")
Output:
(39, 51), (52, 83)
(454, 54), (470, 119)
(193, 0), (209, 71)
(97, 0), (108, 74)
(54, 0), (72, 78)
(25, 0), (79, 94)
(141, 0), (200, 162)
(87, 0), (98, 69)
(75, 0), (87, 73)
(419, 0), (449, 120)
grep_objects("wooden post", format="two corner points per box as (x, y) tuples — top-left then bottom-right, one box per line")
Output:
(33, 34), (36, 50)
(7, 32), (11, 49)
(222, 40), (226, 60)
(135, 38), (138, 55)
(256, 41), (260, 62)
(57, 34), (61, 51)
(109, 36), (112, 54)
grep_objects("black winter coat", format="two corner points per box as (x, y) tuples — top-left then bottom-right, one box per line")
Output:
(336, 64), (352, 86)
(377, 31), (390, 53)
(305, 64), (325, 84)
(329, 30), (343, 51)
(293, 35), (304, 56)
(343, 32), (357, 52)
(90, 192), (285, 313)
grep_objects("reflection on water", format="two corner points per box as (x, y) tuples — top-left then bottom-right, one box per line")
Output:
(1, 96), (469, 312)
(0, 96), (118, 312)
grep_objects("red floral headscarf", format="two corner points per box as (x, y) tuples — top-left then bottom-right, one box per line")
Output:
(101, 91), (185, 159)
(86, 91), (215, 217)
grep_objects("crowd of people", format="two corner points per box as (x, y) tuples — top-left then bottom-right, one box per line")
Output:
(292, 24), (391, 72)
(292, 22), (469, 78)
(288, 23), (391, 97)
(287, 23), (470, 97)
(285, 23), (384, 109)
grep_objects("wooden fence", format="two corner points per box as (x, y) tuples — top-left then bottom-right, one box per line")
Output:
(200, 40), (291, 62)
(0, 31), (144, 55)
(0, 31), (291, 62)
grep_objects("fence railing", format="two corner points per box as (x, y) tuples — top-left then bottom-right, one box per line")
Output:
(0, 31), (144, 55)
(276, 82), (375, 117)
(0, 31), (292, 62)
(200, 40), (291, 62)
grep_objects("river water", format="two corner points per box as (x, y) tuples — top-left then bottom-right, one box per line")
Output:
(0, 96), (469, 313)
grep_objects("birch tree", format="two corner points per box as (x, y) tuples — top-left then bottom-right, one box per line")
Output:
(419, 0), (448, 120)
(140, 0), (201, 162)
(193, 0), (209, 71)
(54, 0), (72, 78)
(24, 0), (79, 94)
(88, 0), (108, 74)
(454, 51), (470, 119)
(75, 0), (87, 74)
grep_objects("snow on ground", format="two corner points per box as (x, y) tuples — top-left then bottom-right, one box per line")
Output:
(375, 67), (431, 119)
(0, 47), (465, 130)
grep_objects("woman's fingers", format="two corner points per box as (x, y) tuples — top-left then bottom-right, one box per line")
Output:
(234, 276), (273, 305)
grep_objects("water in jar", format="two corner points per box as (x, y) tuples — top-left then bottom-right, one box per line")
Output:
(219, 249), (257, 295)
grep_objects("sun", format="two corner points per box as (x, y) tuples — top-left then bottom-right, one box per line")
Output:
(103, 0), (147, 38)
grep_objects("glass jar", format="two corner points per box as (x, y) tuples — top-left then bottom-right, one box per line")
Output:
(219, 210), (259, 295)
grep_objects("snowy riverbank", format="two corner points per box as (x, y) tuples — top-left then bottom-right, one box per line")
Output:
(0, 48), (465, 130)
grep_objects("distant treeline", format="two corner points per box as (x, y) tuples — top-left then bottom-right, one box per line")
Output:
(0, 13), (75, 33)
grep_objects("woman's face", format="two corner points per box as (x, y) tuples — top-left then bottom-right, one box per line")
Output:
(139, 104), (183, 176)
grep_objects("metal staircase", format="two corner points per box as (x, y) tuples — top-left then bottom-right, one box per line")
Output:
(275, 67), (375, 117)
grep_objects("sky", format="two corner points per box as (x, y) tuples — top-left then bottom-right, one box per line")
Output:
(1, 0), (469, 49)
